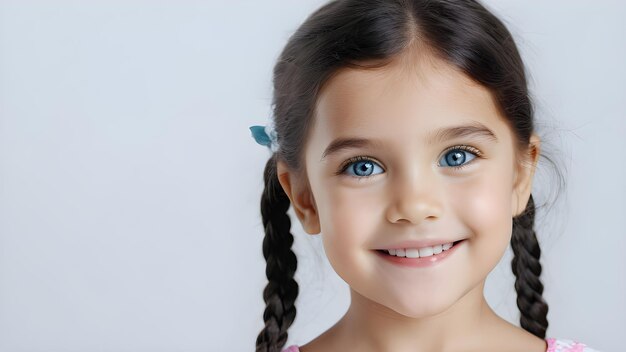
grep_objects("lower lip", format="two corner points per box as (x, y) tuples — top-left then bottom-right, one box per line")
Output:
(373, 240), (466, 268)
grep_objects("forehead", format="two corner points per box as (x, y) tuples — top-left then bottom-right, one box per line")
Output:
(309, 54), (509, 157)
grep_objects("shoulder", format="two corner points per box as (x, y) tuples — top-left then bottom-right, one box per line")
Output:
(284, 337), (604, 352)
(545, 337), (602, 352)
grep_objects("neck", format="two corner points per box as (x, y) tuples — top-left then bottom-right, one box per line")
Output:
(330, 280), (502, 352)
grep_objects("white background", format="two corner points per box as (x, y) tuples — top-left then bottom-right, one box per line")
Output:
(0, 1), (624, 351)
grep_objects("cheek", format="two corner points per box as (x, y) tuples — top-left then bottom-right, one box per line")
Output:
(450, 165), (514, 257)
(316, 181), (382, 270)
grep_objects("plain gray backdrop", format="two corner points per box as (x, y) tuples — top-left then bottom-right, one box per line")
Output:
(0, 1), (624, 351)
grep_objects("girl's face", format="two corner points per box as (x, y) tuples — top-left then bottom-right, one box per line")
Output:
(279, 53), (539, 319)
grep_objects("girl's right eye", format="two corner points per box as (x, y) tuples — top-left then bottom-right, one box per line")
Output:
(336, 156), (384, 180)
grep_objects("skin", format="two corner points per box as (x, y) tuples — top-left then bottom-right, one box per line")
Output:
(276, 48), (545, 352)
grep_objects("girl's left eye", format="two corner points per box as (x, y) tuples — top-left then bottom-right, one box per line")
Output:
(438, 145), (483, 170)
(336, 145), (483, 180)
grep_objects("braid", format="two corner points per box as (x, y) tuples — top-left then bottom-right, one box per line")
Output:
(510, 194), (549, 339)
(255, 155), (299, 352)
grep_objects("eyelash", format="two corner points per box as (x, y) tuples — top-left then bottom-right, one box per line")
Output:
(335, 144), (484, 179)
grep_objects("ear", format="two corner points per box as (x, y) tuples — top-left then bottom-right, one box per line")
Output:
(512, 134), (541, 217)
(276, 160), (321, 235)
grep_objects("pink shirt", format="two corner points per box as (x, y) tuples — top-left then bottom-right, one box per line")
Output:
(281, 337), (601, 352)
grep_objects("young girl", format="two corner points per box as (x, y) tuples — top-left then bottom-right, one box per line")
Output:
(250, 0), (601, 351)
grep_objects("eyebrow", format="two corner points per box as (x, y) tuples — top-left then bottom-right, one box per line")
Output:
(320, 121), (499, 160)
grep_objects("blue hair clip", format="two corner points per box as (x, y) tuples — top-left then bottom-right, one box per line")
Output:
(249, 123), (279, 153)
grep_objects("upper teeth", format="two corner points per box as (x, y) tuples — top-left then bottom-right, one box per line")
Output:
(387, 242), (454, 258)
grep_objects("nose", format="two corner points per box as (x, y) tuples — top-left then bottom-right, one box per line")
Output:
(385, 166), (443, 224)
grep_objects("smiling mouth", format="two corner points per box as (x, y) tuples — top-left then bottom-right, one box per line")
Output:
(372, 239), (467, 268)
(374, 239), (465, 256)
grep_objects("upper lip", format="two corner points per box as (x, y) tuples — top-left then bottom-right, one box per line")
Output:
(374, 238), (466, 250)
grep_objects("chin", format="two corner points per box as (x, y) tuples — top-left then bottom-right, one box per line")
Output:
(386, 296), (456, 319)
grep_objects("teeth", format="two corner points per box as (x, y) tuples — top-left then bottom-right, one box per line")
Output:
(419, 246), (435, 257)
(386, 242), (454, 258)
(405, 248), (419, 258)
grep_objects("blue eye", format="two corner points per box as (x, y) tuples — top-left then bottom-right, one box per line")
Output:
(340, 157), (384, 178)
(438, 146), (480, 170)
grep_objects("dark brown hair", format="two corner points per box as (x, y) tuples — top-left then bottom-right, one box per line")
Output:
(255, 1), (563, 351)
